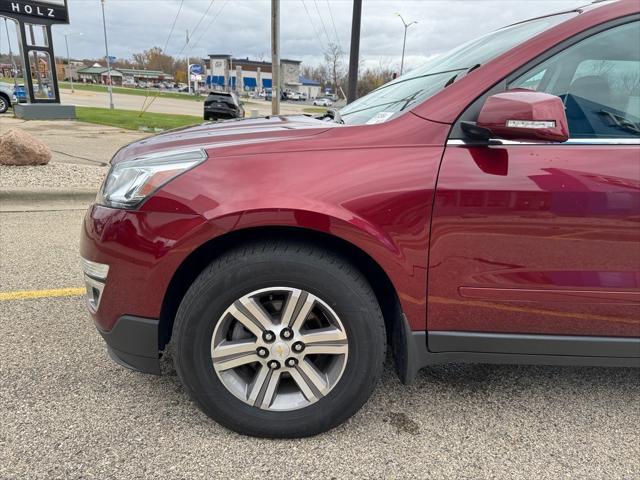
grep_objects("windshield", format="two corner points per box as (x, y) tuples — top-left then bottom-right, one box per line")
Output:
(339, 12), (577, 125)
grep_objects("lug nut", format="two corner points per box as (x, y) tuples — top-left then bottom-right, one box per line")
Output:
(292, 341), (305, 353)
(262, 331), (276, 343)
(285, 358), (298, 368)
(257, 347), (269, 358)
(280, 328), (294, 340)
(268, 360), (281, 370)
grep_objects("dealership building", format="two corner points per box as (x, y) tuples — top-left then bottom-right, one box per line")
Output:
(76, 64), (173, 85)
(206, 55), (321, 98)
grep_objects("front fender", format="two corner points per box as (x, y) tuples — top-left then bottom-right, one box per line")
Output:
(143, 150), (444, 330)
(161, 203), (428, 331)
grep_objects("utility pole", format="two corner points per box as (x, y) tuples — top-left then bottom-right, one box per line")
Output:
(271, 0), (280, 115)
(101, 0), (114, 109)
(347, 0), (362, 104)
(396, 13), (417, 76)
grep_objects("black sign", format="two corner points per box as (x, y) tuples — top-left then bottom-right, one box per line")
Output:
(0, 0), (69, 24)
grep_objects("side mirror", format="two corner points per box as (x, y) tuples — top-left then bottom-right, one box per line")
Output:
(466, 89), (569, 143)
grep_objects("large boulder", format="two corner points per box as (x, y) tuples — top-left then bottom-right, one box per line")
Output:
(0, 128), (52, 166)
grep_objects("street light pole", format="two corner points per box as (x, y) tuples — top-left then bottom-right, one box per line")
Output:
(271, 0), (280, 115)
(64, 32), (82, 94)
(101, 0), (114, 110)
(395, 13), (417, 76)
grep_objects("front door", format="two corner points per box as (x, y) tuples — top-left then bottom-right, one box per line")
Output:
(428, 20), (640, 339)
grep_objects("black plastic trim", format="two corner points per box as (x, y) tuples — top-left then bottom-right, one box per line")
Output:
(393, 314), (430, 384)
(429, 331), (640, 358)
(399, 329), (639, 384)
(97, 315), (161, 375)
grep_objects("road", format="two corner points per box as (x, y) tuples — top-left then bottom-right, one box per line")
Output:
(60, 89), (313, 118)
(1, 208), (639, 479)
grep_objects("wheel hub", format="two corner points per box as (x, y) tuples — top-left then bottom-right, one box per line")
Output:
(211, 287), (349, 411)
(270, 341), (290, 360)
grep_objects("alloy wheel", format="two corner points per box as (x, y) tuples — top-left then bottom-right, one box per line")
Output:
(211, 287), (349, 411)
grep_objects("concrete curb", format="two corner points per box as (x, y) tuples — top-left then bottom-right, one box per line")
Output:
(0, 188), (97, 212)
(0, 188), (97, 202)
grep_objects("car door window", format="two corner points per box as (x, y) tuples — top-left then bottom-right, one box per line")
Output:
(510, 21), (640, 139)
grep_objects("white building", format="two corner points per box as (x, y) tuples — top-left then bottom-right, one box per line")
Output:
(206, 54), (321, 98)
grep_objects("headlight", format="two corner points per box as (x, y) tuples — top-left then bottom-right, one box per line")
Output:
(97, 148), (207, 209)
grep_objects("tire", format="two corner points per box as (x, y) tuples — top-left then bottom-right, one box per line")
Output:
(0, 95), (9, 114)
(173, 240), (386, 438)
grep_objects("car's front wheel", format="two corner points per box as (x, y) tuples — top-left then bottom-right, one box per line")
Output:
(173, 240), (386, 438)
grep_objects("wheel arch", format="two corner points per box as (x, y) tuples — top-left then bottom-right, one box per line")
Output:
(158, 225), (406, 373)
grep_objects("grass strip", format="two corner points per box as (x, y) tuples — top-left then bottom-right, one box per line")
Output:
(76, 106), (202, 131)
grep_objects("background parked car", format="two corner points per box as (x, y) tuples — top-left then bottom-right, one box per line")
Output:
(285, 91), (306, 101)
(204, 91), (245, 120)
(313, 97), (333, 107)
(265, 89), (287, 101)
(13, 85), (27, 104)
(0, 83), (12, 114)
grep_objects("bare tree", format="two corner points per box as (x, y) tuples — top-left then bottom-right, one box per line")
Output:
(302, 64), (329, 85)
(130, 47), (175, 73)
(324, 42), (345, 95)
(356, 60), (396, 98)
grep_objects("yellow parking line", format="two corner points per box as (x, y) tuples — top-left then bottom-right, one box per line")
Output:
(0, 287), (86, 301)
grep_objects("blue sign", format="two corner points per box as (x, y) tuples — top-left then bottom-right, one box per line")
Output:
(190, 64), (204, 75)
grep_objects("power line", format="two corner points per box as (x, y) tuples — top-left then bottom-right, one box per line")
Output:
(190, 0), (230, 53)
(312, 0), (333, 47)
(176, 0), (215, 57)
(300, 0), (326, 52)
(325, 0), (342, 49)
(163, 0), (185, 53)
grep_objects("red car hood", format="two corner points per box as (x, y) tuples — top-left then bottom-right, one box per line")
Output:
(112, 115), (337, 163)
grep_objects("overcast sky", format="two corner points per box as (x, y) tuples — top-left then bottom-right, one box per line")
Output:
(3, 0), (586, 70)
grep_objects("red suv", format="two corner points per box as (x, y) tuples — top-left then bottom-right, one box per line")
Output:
(81, 1), (640, 438)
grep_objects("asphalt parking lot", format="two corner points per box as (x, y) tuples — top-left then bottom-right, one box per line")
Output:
(1, 208), (639, 480)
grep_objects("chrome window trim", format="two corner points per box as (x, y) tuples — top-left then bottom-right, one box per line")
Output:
(447, 138), (640, 146)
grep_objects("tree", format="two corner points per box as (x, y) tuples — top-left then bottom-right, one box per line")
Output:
(324, 42), (345, 95)
(131, 47), (175, 73)
(302, 64), (329, 86)
(356, 60), (396, 98)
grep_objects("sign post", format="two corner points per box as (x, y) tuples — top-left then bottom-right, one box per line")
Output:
(190, 63), (203, 94)
(0, 0), (75, 119)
